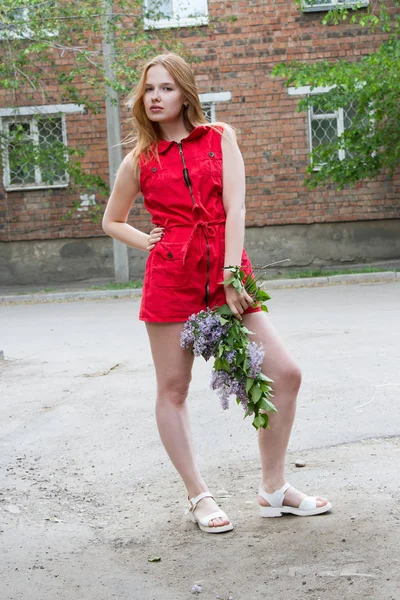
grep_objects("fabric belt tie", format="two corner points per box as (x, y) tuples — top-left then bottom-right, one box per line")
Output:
(165, 218), (225, 265)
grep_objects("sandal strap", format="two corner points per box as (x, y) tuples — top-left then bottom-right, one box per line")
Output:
(189, 491), (214, 510)
(299, 496), (318, 511)
(197, 510), (227, 527)
(258, 482), (291, 508)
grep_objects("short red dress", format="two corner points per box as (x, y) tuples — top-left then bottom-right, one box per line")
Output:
(138, 125), (261, 322)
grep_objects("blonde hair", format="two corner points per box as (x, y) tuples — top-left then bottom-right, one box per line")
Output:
(127, 53), (209, 174)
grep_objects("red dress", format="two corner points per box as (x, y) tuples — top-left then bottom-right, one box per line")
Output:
(138, 125), (261, 322)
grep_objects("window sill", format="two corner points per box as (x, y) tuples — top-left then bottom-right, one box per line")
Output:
(301, 0), (369, 12)
(143, 15), (208, 30)
(5, 183), (69, 192)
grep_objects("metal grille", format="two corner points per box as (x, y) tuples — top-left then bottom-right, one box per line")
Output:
(201, 102), (215, 123)
(310, 109), (338, 149)
(1, 115), (68, 190)
(309, 100), (358, 167)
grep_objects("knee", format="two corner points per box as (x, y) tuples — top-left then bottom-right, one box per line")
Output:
(290, 363), (302, 393)
(157, 374), (191, 407)
(275, 362), (302, 396)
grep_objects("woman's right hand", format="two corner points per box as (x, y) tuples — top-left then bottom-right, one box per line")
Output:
(146, 227), (164, 252)
(224, 283), (254, 320)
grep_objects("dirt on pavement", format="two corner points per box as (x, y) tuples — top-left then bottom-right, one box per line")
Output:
(1, 285), (399, 600)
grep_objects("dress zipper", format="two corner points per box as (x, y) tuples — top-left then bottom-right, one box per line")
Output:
(204, 238), (210, 306)
(177, 142), (195, 206)
(177, 141), (210, 307)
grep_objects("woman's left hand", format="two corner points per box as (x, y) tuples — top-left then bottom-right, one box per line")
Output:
(147, 226), (164, 252)
(224, 284), (254, 320)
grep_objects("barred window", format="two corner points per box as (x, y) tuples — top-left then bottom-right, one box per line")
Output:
(0, 3), (57, 39)
(1, 114), (68, 191)
(201, 102), (215, 123)
(301, 0), (369, 12)
(308, 101), (358, 169)
(0, 7), (27, 39)
(198, 92), (231, 123)
(144, 0), (208, 29)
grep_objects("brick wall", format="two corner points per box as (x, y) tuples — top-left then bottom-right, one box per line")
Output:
(1, 0), (399, 244)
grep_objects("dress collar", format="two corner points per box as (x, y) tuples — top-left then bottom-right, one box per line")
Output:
(157, 125), (211, 154)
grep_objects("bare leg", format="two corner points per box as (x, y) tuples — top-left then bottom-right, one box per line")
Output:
(146, 322), (230, 528)
(242, 312), (329, 509)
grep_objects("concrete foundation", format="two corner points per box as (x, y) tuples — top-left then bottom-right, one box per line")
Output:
(245, 219), (400, 271)
(0, 237), (147, 286)
(0, 219), (399, 286)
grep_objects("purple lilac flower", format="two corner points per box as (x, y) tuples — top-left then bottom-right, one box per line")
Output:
(246, 341), (264, 378)
(225, 350), (237, 365)
(180, 323), (196, 349)
(210, 369), (232, 410)
(210, 368), (250, 412)
(229, 374), (248, 410)
(180, 308), (230, 361)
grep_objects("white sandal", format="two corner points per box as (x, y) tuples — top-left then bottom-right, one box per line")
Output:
(259, 483), (332, 517)
(187, 492), (233, 533)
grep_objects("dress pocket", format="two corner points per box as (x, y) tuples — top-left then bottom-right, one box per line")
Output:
(150, 242), (191, 289)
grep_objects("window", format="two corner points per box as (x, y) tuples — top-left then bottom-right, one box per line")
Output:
(308, 102), (358, 168)
(144, 0), (208, 29)
(201, 102), (215, 123)
(0, 104), (84, 191)
(0, 4), (57, 40)
(199, 92), (232, 123)
(301, 0), (369, 13)
(288, 86), (360, 170)
(0, 7), (28, 39)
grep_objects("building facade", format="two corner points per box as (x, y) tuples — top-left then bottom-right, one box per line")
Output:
(0, 0), (399, 285)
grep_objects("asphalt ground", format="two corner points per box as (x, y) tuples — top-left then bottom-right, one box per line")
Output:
(1, 279), (399, 600)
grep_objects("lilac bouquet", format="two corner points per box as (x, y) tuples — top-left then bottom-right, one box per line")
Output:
(180, 266), (277, 430)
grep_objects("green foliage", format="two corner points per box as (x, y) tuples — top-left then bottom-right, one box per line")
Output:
(216, 265), (275, 430)
(272, 0), (400, 188)
(0, 0), (187, 202)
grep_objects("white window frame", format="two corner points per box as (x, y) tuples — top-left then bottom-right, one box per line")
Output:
(300, 0), (369, 13)
(199, 91), (232, 122)
(289, 86), (345, 170)
(144, 0), (208, 30)
(0, 8), (29, 40)
(0, 104), (84, 192)
(289, 84), (372, 170)
(308, 105), (347, 169)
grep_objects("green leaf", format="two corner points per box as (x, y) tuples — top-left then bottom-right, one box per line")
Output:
(257, 372), (274, 383)
(256, 290), (271, 301)
(232, 280), (243, 293)
(220, 359), (231, 372)
(218, 316), (229, 326)
(239, 326), (254, 335)
(251, 385), (263, 403)
(246, 377), (254, 394)
(259, 398), (278, 413)
(221, 276), (235, 286)
(253, 415), (264, 429)
(216, 305), (234, 316)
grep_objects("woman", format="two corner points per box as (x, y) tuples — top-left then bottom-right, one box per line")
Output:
(102, 53), (331, 534)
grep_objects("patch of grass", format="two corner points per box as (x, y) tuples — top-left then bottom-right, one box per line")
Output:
(14, 287), (57, 295)
(270, 267), (396, 280)
(90, 280), (143, 290)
